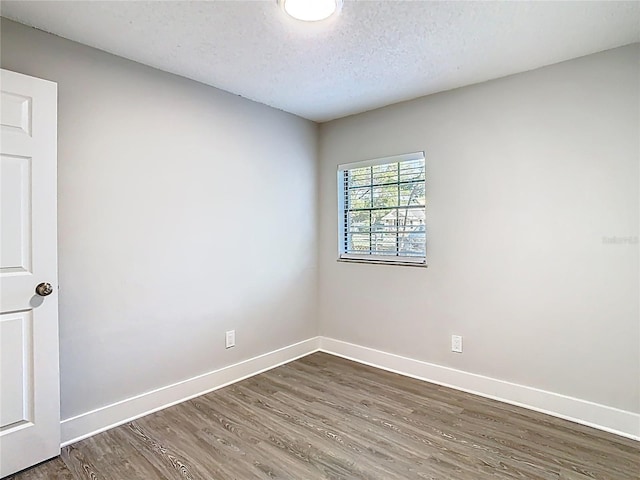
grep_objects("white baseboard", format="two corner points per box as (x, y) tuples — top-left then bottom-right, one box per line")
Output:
(319, 337), (640, 441)
(60, 335), (639, 447)
(60, 337), (321, 446)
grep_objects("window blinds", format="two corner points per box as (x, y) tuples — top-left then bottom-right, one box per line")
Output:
(337, 152), (426, 265)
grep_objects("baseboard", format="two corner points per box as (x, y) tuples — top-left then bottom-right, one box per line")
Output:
(61, 335), (639, 446)
(60, 336), (321, 446)
(319, 337), (640, 441)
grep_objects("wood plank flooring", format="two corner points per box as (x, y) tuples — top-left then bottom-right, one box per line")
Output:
(9, 353), (640, 479)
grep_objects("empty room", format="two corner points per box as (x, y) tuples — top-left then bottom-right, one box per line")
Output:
(0, 0), (638, 478)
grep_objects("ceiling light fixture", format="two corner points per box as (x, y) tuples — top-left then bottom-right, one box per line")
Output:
(278, 0), (343, 22)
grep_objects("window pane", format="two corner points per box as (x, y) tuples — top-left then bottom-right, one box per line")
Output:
(347, 211), (370, 233)
(348, 167), (371, 188)
(371, 232), (397, 254)
(372, 163), (398, 185)
(347, 233), (371, 253)
(399, 232), (426, 255)
(372, 184), (399, 208)
(371, 209), (397, 232)
(397, 208), (425, 230)
(347, 186), (371, 209)
(400, 182), (425, 206)
(400, 160), (425, 182)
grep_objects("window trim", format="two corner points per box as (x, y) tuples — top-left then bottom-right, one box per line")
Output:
(336, 151), (427, 267)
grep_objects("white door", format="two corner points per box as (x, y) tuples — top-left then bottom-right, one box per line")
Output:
(0, 69), (60, 477)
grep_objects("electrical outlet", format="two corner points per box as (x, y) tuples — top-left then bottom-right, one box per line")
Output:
(225, 330), (235, 349)
(451, 335), (463, 353)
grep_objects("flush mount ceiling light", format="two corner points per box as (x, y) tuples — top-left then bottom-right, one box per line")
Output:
(278, 0), (343, 22)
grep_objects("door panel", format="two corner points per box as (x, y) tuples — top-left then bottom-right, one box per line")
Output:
(0, 91), (31, 136)
(0, 69), (59, 478)
(0, 311), (33, 429)
(1, 154), (32, 274)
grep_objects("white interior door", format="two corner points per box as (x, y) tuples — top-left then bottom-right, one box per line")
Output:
(0, 69), (60, 477)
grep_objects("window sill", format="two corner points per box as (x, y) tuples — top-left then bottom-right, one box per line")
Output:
(337, 257), (427, 268)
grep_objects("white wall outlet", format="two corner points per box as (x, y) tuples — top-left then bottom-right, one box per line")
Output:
(225, 330), (235, 349)
(451, 335), (463, 353)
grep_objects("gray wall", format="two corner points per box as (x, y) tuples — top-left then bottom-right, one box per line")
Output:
(2, 16), (638, 421)
(318, 44), (640, 413)
(1, 19), (319, 420)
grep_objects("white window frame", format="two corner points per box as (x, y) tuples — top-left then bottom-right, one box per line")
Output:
(337, 151), (427, 267)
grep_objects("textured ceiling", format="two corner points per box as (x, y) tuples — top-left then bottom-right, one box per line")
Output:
(1, 1), (639, 122)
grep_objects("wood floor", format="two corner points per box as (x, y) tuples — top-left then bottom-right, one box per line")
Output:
(10, 353), (639, 479)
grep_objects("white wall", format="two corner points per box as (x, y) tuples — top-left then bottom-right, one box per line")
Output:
(1, 19), (318, 420)
(318, 44), (640, 414)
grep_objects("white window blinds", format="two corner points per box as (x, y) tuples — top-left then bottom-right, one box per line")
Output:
(337, 152), (426, 266)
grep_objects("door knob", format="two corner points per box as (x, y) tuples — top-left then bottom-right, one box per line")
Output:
(35, 282), (54, 297)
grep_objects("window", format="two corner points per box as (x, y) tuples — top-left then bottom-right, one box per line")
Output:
(337, 152), (426, 266)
